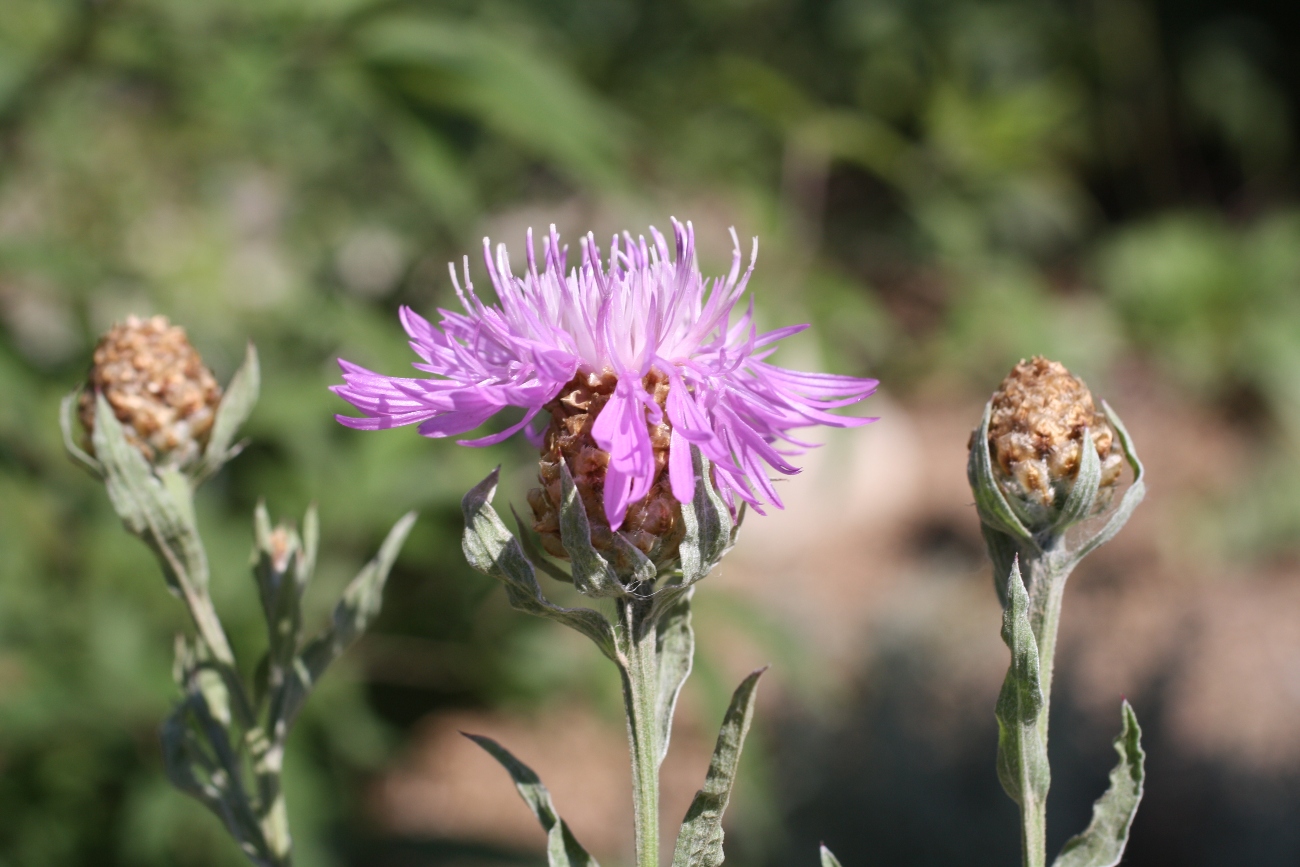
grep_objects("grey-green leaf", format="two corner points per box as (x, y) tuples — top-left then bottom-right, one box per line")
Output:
(462, 469), (617, 660)
(967, 401), (1035, 543)
(558, 460), (629, 597)
(59, 391), (102, 476)
(196, 342), (260, 483)
(655, 589), (695, 767)
(512, 504), (573, 583)
(1054, 428), (1101, 531)
(464, 733), (600, 867)
(1066, 402), (1146, 569)
(288, 511), (416, 724)
(819, 844), (844, 867)
(994, 558), (1049, 807)
(678, 448), (733, 587)
(1052, 701), (1145, 867)
(671, 667), (766, 867)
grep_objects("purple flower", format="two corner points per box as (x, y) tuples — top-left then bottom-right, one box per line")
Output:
(332, 220), (877, 530)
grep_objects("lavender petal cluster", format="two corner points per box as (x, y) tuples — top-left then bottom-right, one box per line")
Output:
(333, 219), (876, 529)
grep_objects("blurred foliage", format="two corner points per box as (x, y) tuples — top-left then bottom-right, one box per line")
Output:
(1, 0), (1299, 865)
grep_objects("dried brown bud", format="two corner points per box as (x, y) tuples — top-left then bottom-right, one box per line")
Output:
(78, 315), (223, 466)
(980, 356), (1123, 511)
(528, 370), (685, 569)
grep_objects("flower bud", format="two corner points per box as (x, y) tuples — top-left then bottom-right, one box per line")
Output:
(78, 315), (222, 467)
(528, 370), (685, 569)
(977, 357), (1123, 523)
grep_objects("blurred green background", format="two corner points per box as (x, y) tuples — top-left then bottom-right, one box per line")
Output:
(2, 0), (1300, 865)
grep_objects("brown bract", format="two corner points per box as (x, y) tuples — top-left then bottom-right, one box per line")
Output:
(982, 356), (1123, 508)
(78, 315), (222, 467)
(528, 370), (685, 569)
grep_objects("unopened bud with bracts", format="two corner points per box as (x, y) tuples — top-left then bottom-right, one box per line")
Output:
(78, 315), (222, 468)
(971, 357), (1124, 536)
(527, 370), (686, 570)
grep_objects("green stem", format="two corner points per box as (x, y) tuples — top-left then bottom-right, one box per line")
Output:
(618, 598), (661, 867)
(1020, 547), (1073, 867)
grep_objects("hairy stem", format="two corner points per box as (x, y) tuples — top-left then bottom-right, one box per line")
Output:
(619, 598), (661, 867)
(1020, 546), (1073, 867)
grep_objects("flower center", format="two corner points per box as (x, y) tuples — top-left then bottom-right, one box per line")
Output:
(527, 369), (685, 565)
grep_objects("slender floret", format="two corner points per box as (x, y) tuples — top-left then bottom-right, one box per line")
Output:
(332, 220), (877, 530)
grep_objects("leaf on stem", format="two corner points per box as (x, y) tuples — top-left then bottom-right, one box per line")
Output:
(196, 343), (260, 483)
(671, 667), (766, 867)
(1052, 701), (1145, 867)
(1053, 428), (1101, 531)
(462, 469), (617, 660)
(677, 448), (733, 587)
(59, 391), (102, 476)
(286, 511), (416, 724)
(558, 460), (635, 596)
(654, 589), (695, 767)
(463, 733), (600, 867)
(994, 558), (1049, 808)
(1065, 403), (1146, 569)
(967, 401), (1036, 543)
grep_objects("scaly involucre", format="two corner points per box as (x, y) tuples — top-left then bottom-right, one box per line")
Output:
(333, 219), (877, 528)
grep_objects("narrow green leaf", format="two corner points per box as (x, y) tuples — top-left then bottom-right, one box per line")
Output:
(671, 667), (766, 867)
(1052, 701), (1145, 867)
(464, 733), (600, 867)
(93, 394), (209, 595)
(558, 460), (631, 597)
(678, 448), (733, 586)
(1067, 402), (1146, 568)
(819, 844), (844, 867)
(967, 401), (1036, 543)
(59, 391), (102, 476)
(196, 342), (260, 483)
(296, 503), (319, 591)
(287, 511), (416, 724)
(462, 469), (617, 660)
(995, 558), (1049, 807)
(511, 504), (573, 583)
(654, 589), (695, 767)
(1054, 429), (1101, 531)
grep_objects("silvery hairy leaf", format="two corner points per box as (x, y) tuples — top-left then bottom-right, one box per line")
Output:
(654, 589), (695, 768)
(1053, 429), (1101, 532)
(968, 402), (1036, 544)
(512, 504), (573, 583)
(1064, 403), (1146, 571)
(93, 394), (210, 597)
(558, 460), (637, 597)
(995, 558), (1049, 808)
(677, 448), (733, 587)
(59, 391), (102, 476)
(671, 667), (766, 867)
(819, 844), (844, 867)
(1052, 701), (1145, 867)
(196, 343), (260, 484)
(464, 733), (600, 867)
(284, 510), (416, 725)
(463, 469), (617, 661)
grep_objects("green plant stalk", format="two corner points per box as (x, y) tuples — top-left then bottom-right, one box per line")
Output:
(1019, 545), (1072, 867)
(618, 596), (661, 867)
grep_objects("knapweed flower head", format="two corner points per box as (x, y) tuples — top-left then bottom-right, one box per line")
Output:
(332, 219), (877, 550)
(79, 314), (223, 466)
(982, 356), (1123, 512)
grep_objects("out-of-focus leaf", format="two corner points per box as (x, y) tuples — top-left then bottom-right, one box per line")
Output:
(464, 733), (600, 867)
(195, 343), (259, 484)
(671, 667), (766, 867)
(356, 15), (626, 188)
(819, 844), (844, 867)
(1052, 701), (1145, 867)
